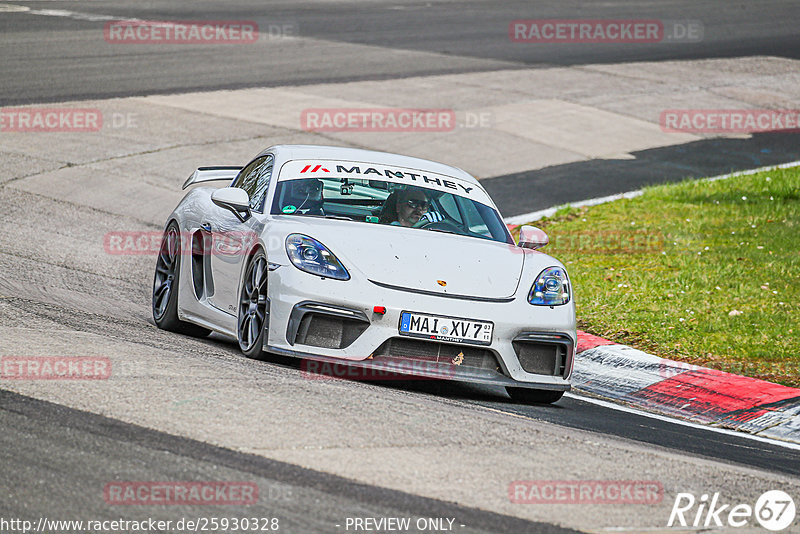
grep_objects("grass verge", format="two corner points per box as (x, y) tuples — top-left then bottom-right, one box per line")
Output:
(516, 165), (800, 386)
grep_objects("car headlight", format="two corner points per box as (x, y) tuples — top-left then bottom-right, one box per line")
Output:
(285, 234), (350, 280)
(528, 266), (570, 306)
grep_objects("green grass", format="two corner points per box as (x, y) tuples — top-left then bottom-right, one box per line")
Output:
(517, 165), (800, 386)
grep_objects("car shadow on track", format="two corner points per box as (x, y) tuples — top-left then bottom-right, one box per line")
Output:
(151, 325), (568, 409)
(258, 348), (568, 410)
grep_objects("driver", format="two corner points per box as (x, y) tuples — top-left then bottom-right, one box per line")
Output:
(286, 178), (325, 215)
(378, 187), (429, 227)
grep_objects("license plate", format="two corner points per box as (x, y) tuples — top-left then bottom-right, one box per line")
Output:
(399, 311), (493, 345)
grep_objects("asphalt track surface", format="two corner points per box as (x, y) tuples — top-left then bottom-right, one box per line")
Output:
(2, 0), (800, 104)
(184, 355), (800, 478)
(0, 389), (577, 534)
(2, 0), (799, 214)
(486, 132), (800, 217)
(3, 382), (800, 530)
(2, 2), (800, 532)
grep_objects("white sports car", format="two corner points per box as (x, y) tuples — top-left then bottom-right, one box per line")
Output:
(153, 145), (576, 403)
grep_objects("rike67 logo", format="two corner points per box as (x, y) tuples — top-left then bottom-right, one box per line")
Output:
(668, 490), (796, 531)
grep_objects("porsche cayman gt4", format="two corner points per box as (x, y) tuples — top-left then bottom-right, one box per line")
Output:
(153, 145), (575, 403)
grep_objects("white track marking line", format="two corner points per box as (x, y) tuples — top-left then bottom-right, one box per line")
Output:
(504, 160), (800, 224)
(0, 4), (195, 23)
(28, 9), (116, 21)
(504, 191), (643, 224)
(0, 4), (117, 21)
(0, 3), (28, 12)
(564, 392), (800, 451)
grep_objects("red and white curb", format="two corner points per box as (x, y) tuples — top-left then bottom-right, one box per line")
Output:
(501, 162), (800, 445)
(573, 331), (800, 444)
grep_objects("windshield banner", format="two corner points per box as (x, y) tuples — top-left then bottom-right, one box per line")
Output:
(277, 159), (493, 205)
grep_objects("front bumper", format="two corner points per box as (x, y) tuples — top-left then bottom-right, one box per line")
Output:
(266, 265), (576, 389)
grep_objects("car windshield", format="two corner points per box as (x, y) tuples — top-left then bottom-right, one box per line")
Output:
(270, 176), (512, 244)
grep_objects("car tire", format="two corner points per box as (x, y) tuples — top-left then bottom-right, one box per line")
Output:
(152, 222), (211, 337)
(506, 387), (565, 405)
(237, 250), (269, 360)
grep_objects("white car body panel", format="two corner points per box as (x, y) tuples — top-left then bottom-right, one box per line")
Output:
(287, 221), (524, 300)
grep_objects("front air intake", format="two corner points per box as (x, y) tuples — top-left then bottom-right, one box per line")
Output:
(512, 333), (572, 378)
(293, 313), (368, 349)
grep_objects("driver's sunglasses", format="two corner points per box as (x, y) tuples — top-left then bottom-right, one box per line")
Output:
(405, 199), (430, 210)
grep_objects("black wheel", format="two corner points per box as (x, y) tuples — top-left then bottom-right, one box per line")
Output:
(506, 387), (565, 405)
(152, 222), (211, 337)
(238, 251), (269, 360)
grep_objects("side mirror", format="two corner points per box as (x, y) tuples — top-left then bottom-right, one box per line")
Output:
(517, 225), (549, 250)
(211, 187), (251, 222)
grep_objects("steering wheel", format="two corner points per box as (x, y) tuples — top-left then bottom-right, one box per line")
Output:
(418, 219), (466, 234)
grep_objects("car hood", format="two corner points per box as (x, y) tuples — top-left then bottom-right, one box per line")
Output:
(275, 218), (525, 299)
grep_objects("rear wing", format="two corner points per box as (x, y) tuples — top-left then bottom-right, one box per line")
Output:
(182, 166), (242, 190)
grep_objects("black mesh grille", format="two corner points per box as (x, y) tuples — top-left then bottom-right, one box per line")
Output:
(294, 313), (368, 349)
(373, 338), (500, 371)
(513, 341), (569, 377)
